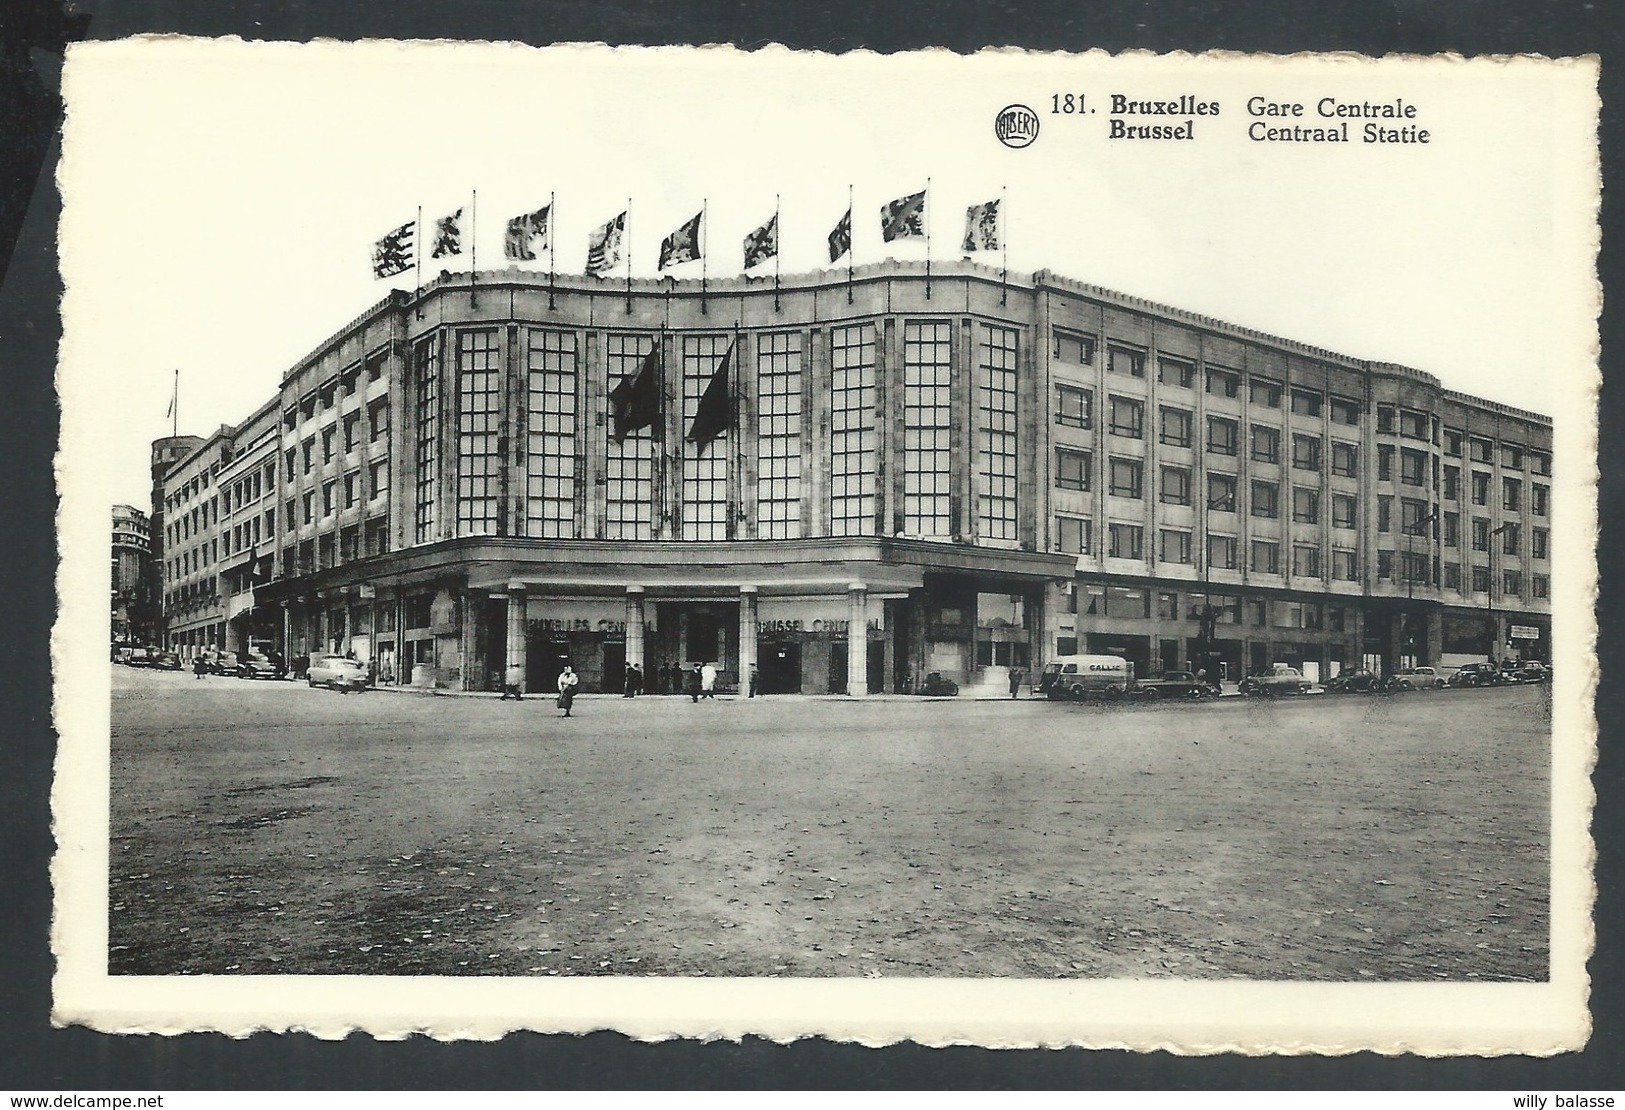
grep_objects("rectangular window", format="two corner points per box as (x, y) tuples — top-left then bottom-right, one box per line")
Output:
(1055, 384), (1092, 428)
(1055, 447), (1091, 491)
(1055, 515), (1091, 554)
(1331, 493), (1357, 529)
(1159, 528), (1192, 565)
(1443, 562), (1461, 590)
(1472, 517), (1490, 552)
(1109, 395), (1143, 438)
(412, 337), (438, 544)
(369, 459), (388, 499)
(1378, 550), (1394, 580)
(1250, 480), (1278, 519)
(1502, 477), (1522, 512)
(1471, 471), (1490, 506)
(1330, 397), (1360, 425)
(1331, 440), (1358, 477)
(1207, 472), (1237, 511)
(1470, 437), (1493, 463)
(1333, 548), (1358, 581)
(1443, 511), (1459, 546)
(682, 334), (732, 540)
(1378, 444), (1394, 480)
(1502, 522), (1521, 556)
(1532, 527), (1548, 560)
(1292, 433), (1321, 472)
(1160, 465), (1191, 506)
(1250, 540), (1280, 574)
(1530, 451), (1551, 476)
(1400, 410), (1428, 440)
(756, 331), (805, 540)
(1470, 565), (1490, 593)
(1250, 424), (1280, 463)
(1292, 544), (1321, 578)
(1290, 389), (1322, 418)
(1158, 357), (1194, 388)
(1107, 345), (1145, 377)
(1108, 457), (1142, 499)
(1532, 574), (1549, 599)
(1207, 416), (1238, 456)
(1400, 498), (1430, 535)
(342, 411), (360, 453)
(1249, 377), (1282, 408)
(369, 400), (390, 442)
(1443, 465), (1460, 500)
(343, 471), (357, 508)
(322, 426), (336, 463)
(1159, 406), (1192, 447)
(1208, 533), (1237, 570)
(1205, 366), (1240, 398)
(1377, 405), (1395, 434)
(525, 328), (579, 539)
(1108, 522), (1143, 560)
(301, 490), (314, 525)
(1292, 486), (1319, 524)
(1400, 447), (1426, 486)
(302, 438), (314, 474)
(1503, 570), (1523, 596)
(1444, 428), (1463, 457)
(284, 499), (296, 533)
(1501, 443), (1524, 470)
(1532, 483), (1549, 516)
(1378, 498), (1392, 533)
(284, 447), (296, 483)
(831, 323), (878, 537)
(976, 325), (1018, 542)
(605, 333), (657, 541)
(455, 329), (502, 537)
(1052, 328), (1096, 365)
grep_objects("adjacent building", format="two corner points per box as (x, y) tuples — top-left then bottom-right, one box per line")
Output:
(154, 260), (1553, 692)
(111, 504), (151, 645)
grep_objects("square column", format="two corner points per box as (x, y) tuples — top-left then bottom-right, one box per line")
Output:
(625, 585), (647, 672)
(738, 586), (759, 694)
(506, 581), (527, 693)
(847, 582), (868, 697)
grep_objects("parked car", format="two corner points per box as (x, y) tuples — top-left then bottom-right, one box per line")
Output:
(1381, 666), (1448, 692)
(307, 654), (369, 692)
(125, 646), (153, 668)
(1133, 671), (1209, 699)
(1239, 664), (1313, 697)
(1324, 668), (1381, 694)
(1508, 661), (1551, 683)
(150, 650), (182, 671)
(204, 651), (240, 676)
(1448, 662), (1506, 688)
(237, 652), (279, 680)
(1041, 655), (1134, 700)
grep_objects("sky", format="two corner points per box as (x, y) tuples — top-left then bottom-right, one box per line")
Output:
(58, 41), (1599, 510)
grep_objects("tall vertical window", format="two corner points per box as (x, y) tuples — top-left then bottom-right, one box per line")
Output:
(830, 323), (877, 536)
(455, 329), (502, 536)
(605, 333), (657, 541)
(976, 324), (1018, 542)
(681, 334), (731, 540)
(412, 336), (439, 544)
(902, 320), (953, 536)
(757, 331), (803, 540)
(525, 328), (578, 538)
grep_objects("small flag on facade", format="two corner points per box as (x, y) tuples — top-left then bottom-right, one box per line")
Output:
(880, 189), (926, 242)
(743, 213), (778, 271)
(828, 207), (852, 263)
(659, 210), (703, 270)
(962, 198), (999, 252)
(609, 343), (661, 441)
(430, 208), (464, 259)
(372, 220), (415, 279)
(686, 345), (733, 448)
(504, 205), (550, 261)
(587, 211), (626, 275)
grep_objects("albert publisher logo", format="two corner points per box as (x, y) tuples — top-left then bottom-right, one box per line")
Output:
(995, 104), (1040, 148)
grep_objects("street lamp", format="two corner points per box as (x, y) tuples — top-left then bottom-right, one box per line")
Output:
(1486, 521), (1513, 662)
(1195, 488), (1236, 687)
(1400, 506), (1439, 668)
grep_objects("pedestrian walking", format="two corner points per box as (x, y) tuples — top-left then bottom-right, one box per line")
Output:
(193, 653), (208, 680)
(556, 665), (579, 717)
(500, 662), (524, 701)
(630, 663), (643, 697)
(748, 662), (760, 698)
(622, 663), (640, 698)
(687, 663), (703, 703)
(1009, 667), (1023, 699)
(700, 661), (718, 699)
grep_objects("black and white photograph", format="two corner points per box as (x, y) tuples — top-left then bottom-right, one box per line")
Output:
(52, 41), (1597, 1051)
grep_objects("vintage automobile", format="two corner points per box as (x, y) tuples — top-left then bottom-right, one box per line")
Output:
(1380, 666), (1449, 692)
(150, 649), (182, 671)
(204, 651), (240, 676)
(307, 654), (369, 692)
(1239, 664), (1313, 697)
(1448, 662), (1507, 688)
(1132, 670), (1210, 699)
(1324, 668), (1381, 694)
(1040, 655), (1134, 700)
(237, 652), (280, 680)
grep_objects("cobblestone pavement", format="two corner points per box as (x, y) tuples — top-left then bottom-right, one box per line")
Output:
(108, 665), (1550, 980)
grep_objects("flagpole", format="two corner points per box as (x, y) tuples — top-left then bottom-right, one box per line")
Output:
(172, 368), (179, 437)
(846, 184), (854, 305)
(414, 205), (423, 319)
(548, 190), (557, 310)
(625, 197), (633, 315)
(700, 198), (709, 317)
(469, 189), (478, 307)
(773, 194), (781, 314)
(925, 176), (932, 301)
(1001, 184), (1009, 307)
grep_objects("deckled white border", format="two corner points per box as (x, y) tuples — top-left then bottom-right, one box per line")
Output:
(50, 40), (1600, 1052)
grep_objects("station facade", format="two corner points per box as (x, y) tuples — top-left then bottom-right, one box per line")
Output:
(155, 260), (1553, 692)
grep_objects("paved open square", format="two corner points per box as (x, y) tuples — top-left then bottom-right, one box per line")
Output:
(108, 665), (1550, 981)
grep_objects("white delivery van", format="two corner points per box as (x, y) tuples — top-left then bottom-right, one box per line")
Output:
(1040, 654), (1135, 699)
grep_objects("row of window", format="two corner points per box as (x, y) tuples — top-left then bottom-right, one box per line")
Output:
(283, 351), (386, 429)
(286, 399), (391, 483)
(286, 461), (390, 530)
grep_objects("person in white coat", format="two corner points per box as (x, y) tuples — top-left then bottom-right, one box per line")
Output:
(556, 665), (580, 717)
(700, 661), (718, 700)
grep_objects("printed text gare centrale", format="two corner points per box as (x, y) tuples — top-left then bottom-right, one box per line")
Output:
(1102, 92), (1429, 143)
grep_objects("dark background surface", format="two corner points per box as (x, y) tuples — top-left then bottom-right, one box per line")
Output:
(2, 0), (1619, 1090)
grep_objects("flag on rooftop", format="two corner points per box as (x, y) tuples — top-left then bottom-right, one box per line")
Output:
(686, 345), (733, 449)
(880, 189), (926, 242)
(587, 211), (626, 275)
(504, 205), (550, 261)
(429, 207), (464, 259)
(962, 198), (999, 252)
(659, 210), (703, 270)
(743, 213), (778, 271)
(828, 206), (852, 263)
(609, 343), (661, 442)
(371, 220), (415, 279)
